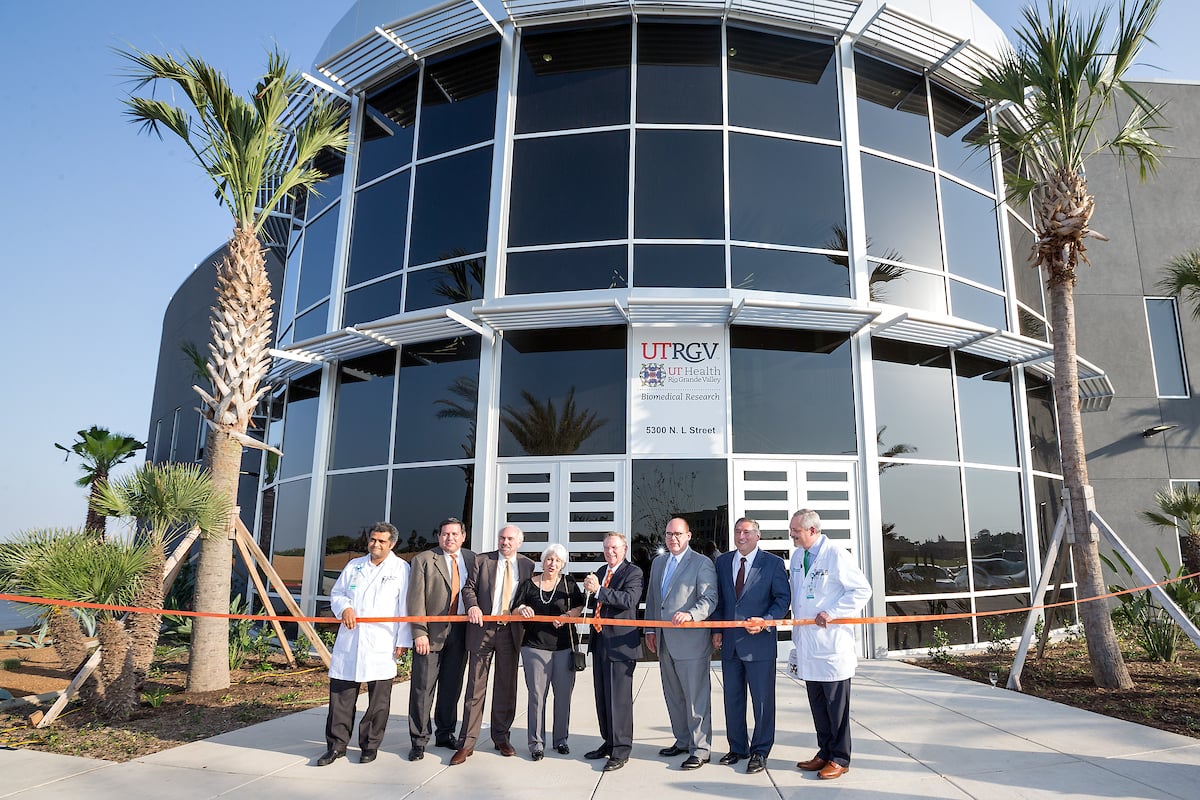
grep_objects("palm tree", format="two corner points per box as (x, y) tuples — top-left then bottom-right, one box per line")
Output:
(501, 387), (607, 455)
(1157, 249), (1200, 317)
(1140, 485), (1200, 582)
(973, 0), (1167, 688)
(0, 528), (92, 672)
(54, 426), (145, 536)
(92, 463), (232, 688)
(121, 49), (350, 691)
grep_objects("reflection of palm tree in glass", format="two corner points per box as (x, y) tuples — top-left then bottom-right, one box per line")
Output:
(877, 425), (916, 473)
(435, 376), (478, 528)
(822, 225), (907, 302)
(501, 387), (606, 456)
(430, 255), (484, 305)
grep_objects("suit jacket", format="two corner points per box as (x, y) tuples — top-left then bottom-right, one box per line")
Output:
(461, 550), (535, 652)
(646, 549), (718, 660)
(587, 560), (644, 661)
(406, 546), (477, 651)
(714, 549), (790, 662)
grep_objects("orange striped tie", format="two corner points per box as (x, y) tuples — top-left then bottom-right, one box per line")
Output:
(592, 568), (613, 632)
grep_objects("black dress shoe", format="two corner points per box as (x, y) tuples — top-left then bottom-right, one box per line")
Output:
(359, 749), (377, 764)
(555, 744), (571, 755)
(316, 749), (345, 766)
(435, 737), (457, 749)
(585, 747), (610, 760)
(532, 749), (544, 761)
(658, 745), (687, 757)
(603, 758), (627, 772)
(746, 754), (766, 774)
(408, 746), (425, 761)
(719, 751), (747, 766)
(681, 755), (709, 770)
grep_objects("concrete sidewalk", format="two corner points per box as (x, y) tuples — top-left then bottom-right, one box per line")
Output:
(1, 659), (1196, 799)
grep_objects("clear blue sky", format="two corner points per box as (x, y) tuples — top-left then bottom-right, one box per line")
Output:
(0, 1), (1196, 538)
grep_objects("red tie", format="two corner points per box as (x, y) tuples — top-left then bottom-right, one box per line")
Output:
(593, 568), (614, 631)
(735, 556), (746, 599)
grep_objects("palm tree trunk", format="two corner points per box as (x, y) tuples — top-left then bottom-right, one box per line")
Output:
(129, 544), (165, 689)
(96, 616), (137, 720)
(1181, 532), (1200, 582)
(85, 475), (108, 539)
(1047, 279), (1133, 689)
(48, 607), (89, 671)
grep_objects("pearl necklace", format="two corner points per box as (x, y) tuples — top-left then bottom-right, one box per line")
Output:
(538, 574), (561, 605)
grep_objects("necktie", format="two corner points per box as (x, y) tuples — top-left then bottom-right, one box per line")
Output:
(449, 555), (461, 614)
(593, 568), (614, 631)
(803, 549), (812, 575)
(662, 556), (678, 592)
(735, 556), (746, 598)
(500, 558), (513, 618)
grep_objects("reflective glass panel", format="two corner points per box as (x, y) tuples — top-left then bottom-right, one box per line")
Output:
(955, 353), (1017, 466)
(279, 370), (322, 480)
(1018, 305), (1049, 342)
(417, 41), (500, 158)
(930, 83), (993, 190)
(730, 327), (856, 455)
(886, 598), (973, 648)
(861, 155), (942, 269)
(631, 458), (728, 556)
(730, 134), (845, 248)
(516, 23), (631, 133)
(292, 302), (328, 342)
(942, 179), (1003, 288)
(498, 326), (626, 457)
(972, 598), (1030, 645)
(405, 258), (484, 311)
(633, 244), (724, 287)
(270, 478), (311, 592)
(509, 131), (629, 247)
(727, 27), (839, 139)
(949, 282), (1008, 330)
(1146, 298), (1188, 396)
(636, 22), (721, 123)
(1009, 213), (1043, 315)
(867, 262), (946, 313)
(342, 276), (402, 327)
(359, 72), (418, 185)
(408, 147), (492, 266)
(505, 246), (629, 295)
(731, 246), (849, 297)
(964, 468), (1027, 590)
(634, 130), (724, 239)
(873, 339), (957, 462)
(280, 233), (303, 328)
(394, 336), (482, 463)
(297, 208), (338, 311)
(330, 351), (396, 470)
(1033, 475), (1073, 588)
(321, 471), (389, 593)
(307, 149), (346, 220)
(390, 464), (476, 552)
(880, 464), (967, 594)
(855, 54), (932, 164)
(1025, 371), (1061, 475)
(347, 171), (410, 287)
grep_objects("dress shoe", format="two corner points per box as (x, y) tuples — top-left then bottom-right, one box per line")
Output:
(495, 741), (516, 757)
(555, 744), (571, 755)
(316, 749), (345, 766)
(585, 747), (610, 760)
(796, 754), (827, 771)
(719, 751), (748, 766)
(603, 758), (627, 772)
(435, 737), (457, 749)
(449, 747), (473, 766)
(818, 761), (849, 780)
(746, 754), (766, 774)
(408, 746), (425, 761)
(681, 755), (709, 770)
(658, 744), (687, 757)
(359, 749), (377, 764)
(531, 749), (544, 761)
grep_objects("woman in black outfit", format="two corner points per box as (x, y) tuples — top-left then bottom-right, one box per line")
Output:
(513, 542), (585, 760)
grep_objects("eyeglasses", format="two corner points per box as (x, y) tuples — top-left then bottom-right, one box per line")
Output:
(664, 532), (687, 538)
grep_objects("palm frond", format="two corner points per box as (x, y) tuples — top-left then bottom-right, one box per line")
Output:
(1157, 249), (1200, 317)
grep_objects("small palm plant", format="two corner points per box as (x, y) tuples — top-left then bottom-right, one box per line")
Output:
(1140, 485), (1200, 582)
(54, 426), (145, 536)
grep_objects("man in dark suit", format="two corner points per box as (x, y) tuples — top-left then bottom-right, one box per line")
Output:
(582, 531), (644, 772)
(645, 517), (718, 770)
(406, 517), (476, 761)
(712, 517), (791, 775)
(450, 524), (535, 765)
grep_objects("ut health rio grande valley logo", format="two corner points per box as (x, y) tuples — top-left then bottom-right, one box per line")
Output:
(640, 363), (667, 387)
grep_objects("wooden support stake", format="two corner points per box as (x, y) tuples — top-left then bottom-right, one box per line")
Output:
(233, 532), (295, 666)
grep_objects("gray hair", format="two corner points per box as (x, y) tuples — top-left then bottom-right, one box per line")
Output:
(733, 517), (761, 535)
(793, 509), (822, 532)
(541, 543), (569, 564)
(369, 522), (399, 545)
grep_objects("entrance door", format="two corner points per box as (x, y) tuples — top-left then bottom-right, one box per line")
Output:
(731, 459), (860, 560)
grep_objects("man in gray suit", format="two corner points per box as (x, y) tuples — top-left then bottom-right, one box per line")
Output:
(645, 517), (719, 770)
(406, 517), (476, 761)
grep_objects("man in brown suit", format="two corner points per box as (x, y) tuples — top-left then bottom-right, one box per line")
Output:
(406, 517), (476, 761)
(450, 524), (536, 765)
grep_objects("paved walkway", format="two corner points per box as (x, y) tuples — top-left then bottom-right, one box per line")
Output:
(1, 659), (1196, 799)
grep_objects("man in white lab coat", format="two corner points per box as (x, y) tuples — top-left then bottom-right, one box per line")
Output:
(788, 509), (871, 781)
(317, 522), (413, 766)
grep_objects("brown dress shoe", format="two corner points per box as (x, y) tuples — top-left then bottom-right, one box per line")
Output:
(449, 747), (473, 766)
(495, 741), (516, 757)
(796, 755), (827, 771)
(818, 761), (849, 780)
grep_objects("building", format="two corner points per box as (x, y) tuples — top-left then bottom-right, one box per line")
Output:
(149, 0), (1200, 656)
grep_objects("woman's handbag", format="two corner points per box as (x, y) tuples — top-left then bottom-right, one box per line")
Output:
(568, 614), (587, 671)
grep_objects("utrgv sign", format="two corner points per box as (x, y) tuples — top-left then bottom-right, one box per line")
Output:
(630, 327), (727, 455)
